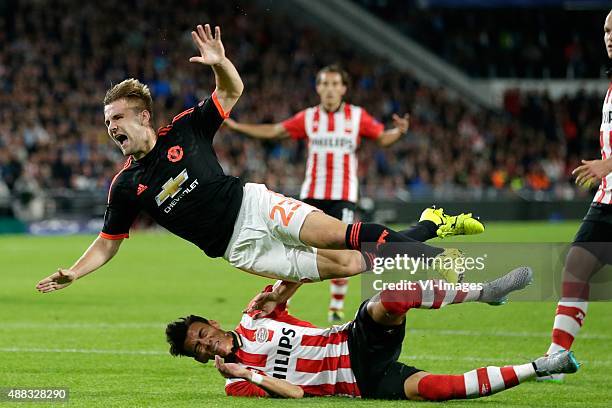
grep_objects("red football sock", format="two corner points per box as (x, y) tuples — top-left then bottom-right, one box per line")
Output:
(380, 279), (481, 315)
(546, 281), (589, 355)
(417, 363), (535, 401)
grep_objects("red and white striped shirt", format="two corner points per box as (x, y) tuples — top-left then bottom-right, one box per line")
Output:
(594, 82), (612, 204)
(224, 287), (360, 398)
(282, 104), (384, 203)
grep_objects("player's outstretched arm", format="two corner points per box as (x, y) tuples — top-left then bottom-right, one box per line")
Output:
(36, 236), (123, 293)
(189, 24), (243, 114)
(377, 113), (409, 147)
(216, 356), (304, 398)
(224, 118), (289, 140)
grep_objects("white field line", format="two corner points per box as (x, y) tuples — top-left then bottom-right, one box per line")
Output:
(406, 328), (611, 340)
(0, 347), (610, 367)
(0, 347), (165, 355)
(0, 322), (165, 329)
(1, 323), (610, 340)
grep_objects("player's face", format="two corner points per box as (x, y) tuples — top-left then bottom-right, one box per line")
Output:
(183, 321), (234, 363)
(605, 11), (612, 59)
(316, 72), (347, 110)
(104, 98), (151, 158)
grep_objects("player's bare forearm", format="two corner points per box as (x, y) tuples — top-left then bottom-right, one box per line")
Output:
(271, 280), (302, 303)
(188, 24), (243, 113)
(247, 371), (303, 398)
(216, 356), (303, 398)
(225, 120), (287, 139)
(377, 113), (409, 146)
(36, 236), (122, 293)
(245, 281), (302, 316)
(212, 57), (244, 113)
(70, 235), (122, 279)
(377, 128), (403, 147)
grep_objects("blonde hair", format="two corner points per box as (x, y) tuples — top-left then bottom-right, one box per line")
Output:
(103, 78), (153, 116)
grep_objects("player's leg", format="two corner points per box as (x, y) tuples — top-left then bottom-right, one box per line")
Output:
(315, 249), (365, 280)
(320, 200), (356, 322)
(323, 205), (484, 321)
(328, 276), (349, 321)
(299, 211), (448, 272)
(366, 266), (533, 326)
(543, 212), (612, 376)
(298, 210), (439, 252)
(546, 245), (600, 357)
(540, 219), (607, 383)
(404, 350), (580, 401)
(262, 187), (468, 282)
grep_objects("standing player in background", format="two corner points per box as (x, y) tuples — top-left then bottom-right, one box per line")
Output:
(541, 8), (612, 382)
(225, 65), (483, 321)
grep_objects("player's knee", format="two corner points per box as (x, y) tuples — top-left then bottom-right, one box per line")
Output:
(404, 372), (430, 400)
(379, 288), (419, 315)
(414, 373), (462, 401)
(341, 251), (364, 276)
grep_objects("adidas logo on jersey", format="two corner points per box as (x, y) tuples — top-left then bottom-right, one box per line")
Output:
(137, 184), (148, 196)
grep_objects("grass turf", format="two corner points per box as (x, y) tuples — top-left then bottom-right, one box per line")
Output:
(1, 221), (611, 407)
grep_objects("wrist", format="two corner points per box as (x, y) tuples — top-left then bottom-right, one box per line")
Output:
(213, 56), (230, 68)
(249, 371), (264, 385)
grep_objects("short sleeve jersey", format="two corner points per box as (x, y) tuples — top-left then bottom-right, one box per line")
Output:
(101, 93), (243, 257)
(280, 104), (384, 202)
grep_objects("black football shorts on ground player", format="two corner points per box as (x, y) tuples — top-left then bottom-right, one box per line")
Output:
(302, 198), (356, 223)
(347, 300), (421, 399)
(572, 203), (612, 265)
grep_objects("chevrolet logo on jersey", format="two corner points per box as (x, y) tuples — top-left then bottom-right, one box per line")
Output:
(156, 169), (189, 206)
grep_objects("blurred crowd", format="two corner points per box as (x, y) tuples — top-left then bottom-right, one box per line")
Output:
(0, 0), (603, 220)
(354, 0), (609, 78)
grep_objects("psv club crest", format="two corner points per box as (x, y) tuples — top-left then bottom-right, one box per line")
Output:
(255, 327), (269, 343)
(167, 145), (183, 162)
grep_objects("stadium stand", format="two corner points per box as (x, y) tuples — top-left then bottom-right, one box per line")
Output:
(353, 0), (609, 78)
(0, 0), (604, 222)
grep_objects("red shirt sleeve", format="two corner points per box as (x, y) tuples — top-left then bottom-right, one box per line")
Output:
(225, 380), (268, 397)
(281, 110), (307, 140)
(359, 109), (384, 140)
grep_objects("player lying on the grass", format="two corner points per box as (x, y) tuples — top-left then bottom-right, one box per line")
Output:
(36, 23), (484, 294)
(539, 8), (612, 383)
(165, 267), (580, 400)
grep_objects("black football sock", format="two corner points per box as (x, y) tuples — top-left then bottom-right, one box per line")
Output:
(399, 220), (438, 242)
(345, 222), (444, 269)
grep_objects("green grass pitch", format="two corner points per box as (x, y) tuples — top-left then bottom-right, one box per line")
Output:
(1, 221), (611, 407)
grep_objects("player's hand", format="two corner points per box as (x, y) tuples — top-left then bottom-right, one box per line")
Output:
(36, 269), (77, 293)
(215, 355), (250, 379)
(573, 159), (610, 188)
(392, 113), (410, 134)
(244, 290), (279, 319)
(189, 24), (225, 66)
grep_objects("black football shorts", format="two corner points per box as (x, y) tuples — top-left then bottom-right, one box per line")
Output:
(573, 204), (612, 264)
(347, 300), (421, 399)
(302, 198), (356, 223)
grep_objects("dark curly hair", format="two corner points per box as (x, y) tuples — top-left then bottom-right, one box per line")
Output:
(165, 315), (209, 357)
